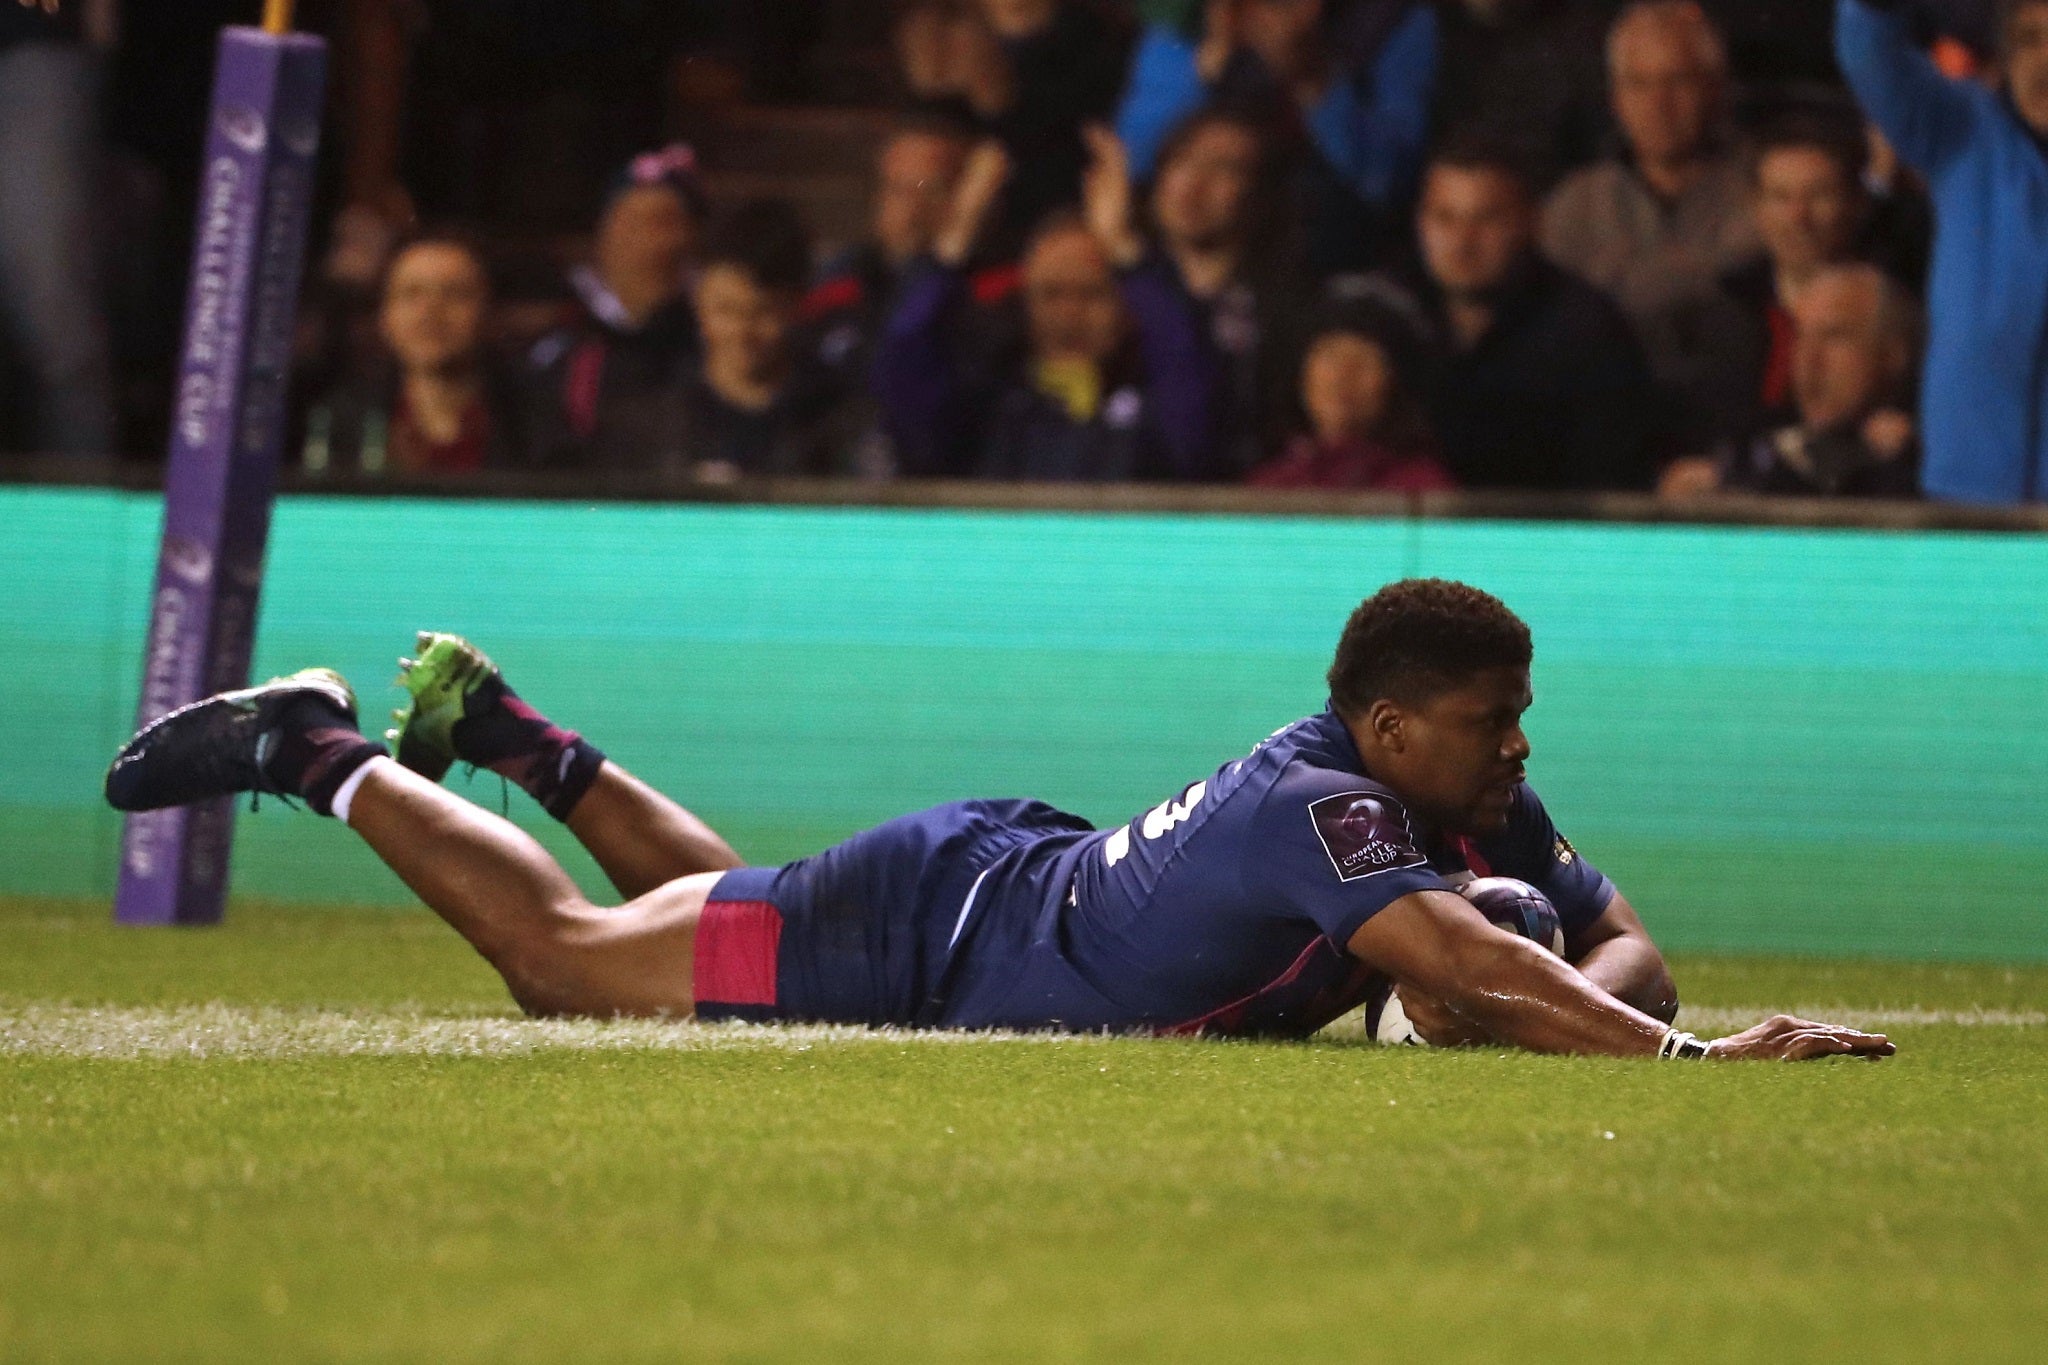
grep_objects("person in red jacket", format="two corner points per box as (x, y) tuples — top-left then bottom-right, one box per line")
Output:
(1248, 289), (1455, 491)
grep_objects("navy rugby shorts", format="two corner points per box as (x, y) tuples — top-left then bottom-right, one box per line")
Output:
(692, 799), (1093, 1027)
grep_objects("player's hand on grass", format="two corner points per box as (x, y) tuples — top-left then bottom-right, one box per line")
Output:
(1707, 1014), (1896, 1061)
(1392, 986), (1492, 1048)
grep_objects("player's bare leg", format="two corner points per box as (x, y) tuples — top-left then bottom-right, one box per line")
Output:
(341, 759), (718, 1018)
(104, 668), (721, 1020)
(565, 763), (742, 900)
(387, 632), (743, 899)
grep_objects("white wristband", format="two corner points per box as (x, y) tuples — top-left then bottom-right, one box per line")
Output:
(1658, 1027), (1710, 1060)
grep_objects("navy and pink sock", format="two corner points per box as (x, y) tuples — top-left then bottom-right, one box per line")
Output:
(450, 676), (606, 821)
(268, 696), (386, 817)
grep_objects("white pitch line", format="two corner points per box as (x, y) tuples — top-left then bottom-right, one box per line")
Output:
(0, 1003), (1110, 1060)
(0, 1001), (2037, 1060)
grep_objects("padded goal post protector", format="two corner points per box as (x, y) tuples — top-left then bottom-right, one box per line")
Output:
(114, 29), (328, 927)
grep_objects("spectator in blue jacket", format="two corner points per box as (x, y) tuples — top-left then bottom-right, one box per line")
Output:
(874, 133), (1222, 481)
(1116, 0), (1440, 276)
(1836, 0), (2048, 502)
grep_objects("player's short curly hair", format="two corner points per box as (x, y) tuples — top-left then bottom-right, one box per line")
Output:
(1327, 579), (1533, 714)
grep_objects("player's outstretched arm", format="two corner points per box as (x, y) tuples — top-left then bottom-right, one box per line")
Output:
(1565, 891), (1678, 1024)
(1348, 891), (1895, 1060)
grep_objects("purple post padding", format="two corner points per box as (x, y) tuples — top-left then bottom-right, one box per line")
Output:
(114, 28), (328, 927)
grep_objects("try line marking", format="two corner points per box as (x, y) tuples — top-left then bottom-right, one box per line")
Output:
(0, 1002), (2038, 1059)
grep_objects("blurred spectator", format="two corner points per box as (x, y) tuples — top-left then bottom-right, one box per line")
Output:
(1701, 0), (1841, 85)
(1117, 0), (1440, 275)
(1662, 264), (1920, 497)
(1384, 144), (1655, 490)
(1246, 288), (1454, 489)
(348, 0), (701, 236)
(1433, 0), (1615, 191)
(1656, 115), (1875, 449)
(896, 0), (1133, 253)
(806, 114), (974, 383)
(524, 146), (707, 472)
(1837, 0), (2048, 502)
(302, 233), (524, 476)
(875, 134), (1221, 481)
(1540, 1), (1759, 365)
(1858, 122), (1933, 288)
(1143, 107), (1310, 472)
(0, 0), (112, 454)
(663, 198), (869, 483)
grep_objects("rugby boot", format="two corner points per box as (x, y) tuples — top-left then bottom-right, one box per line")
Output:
(389, 631), (606, 820)
(105, 669), (381, 815)
(387, 631), (503, 783)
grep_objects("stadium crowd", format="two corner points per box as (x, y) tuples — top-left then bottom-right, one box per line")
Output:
(3, 0), (2045, 502)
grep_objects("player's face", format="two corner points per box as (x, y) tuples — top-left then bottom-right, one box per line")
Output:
(1384, 666), (1533, 834)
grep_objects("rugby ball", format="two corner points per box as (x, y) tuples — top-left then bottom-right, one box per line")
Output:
(1366, 877), (1566, 1045)
(1462, 876), (1566, 956)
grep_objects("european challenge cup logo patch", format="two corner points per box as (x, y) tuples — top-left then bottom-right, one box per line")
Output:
(1308, 791), (1427, 883)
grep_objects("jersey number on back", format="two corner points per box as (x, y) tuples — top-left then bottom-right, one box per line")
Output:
(1103, 780), (1208, 868)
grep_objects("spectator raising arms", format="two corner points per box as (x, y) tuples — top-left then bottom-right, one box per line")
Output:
(1117, 0), (1440, 275)
(1540, 1), (1759, 368)
(806, 115), (974, 385)
(896, 0), (1134, 254)
(875, 132), (1221, 481)
(1836, 0), (2048, 503)
(1663, 263), (1921, 498)
(525, 145), (707, 473)
(1246, 287), (1454, 490)
(1383, 143), (1654, 490)
(303, 233), (524, 478)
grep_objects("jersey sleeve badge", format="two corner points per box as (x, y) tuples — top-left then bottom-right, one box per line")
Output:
(1307, 791), (1429, 883)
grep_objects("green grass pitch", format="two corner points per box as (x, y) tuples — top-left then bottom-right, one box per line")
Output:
(3, 897), (2044, 1363)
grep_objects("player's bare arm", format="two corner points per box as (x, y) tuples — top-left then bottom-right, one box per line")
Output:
(1349, 889), (1893, 1060)
(1564, 891), (1678, 1022)
(1394, 889), (1675, 1045)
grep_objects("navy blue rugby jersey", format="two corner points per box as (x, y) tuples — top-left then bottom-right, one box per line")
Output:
(936, 708), (1615, 1038)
